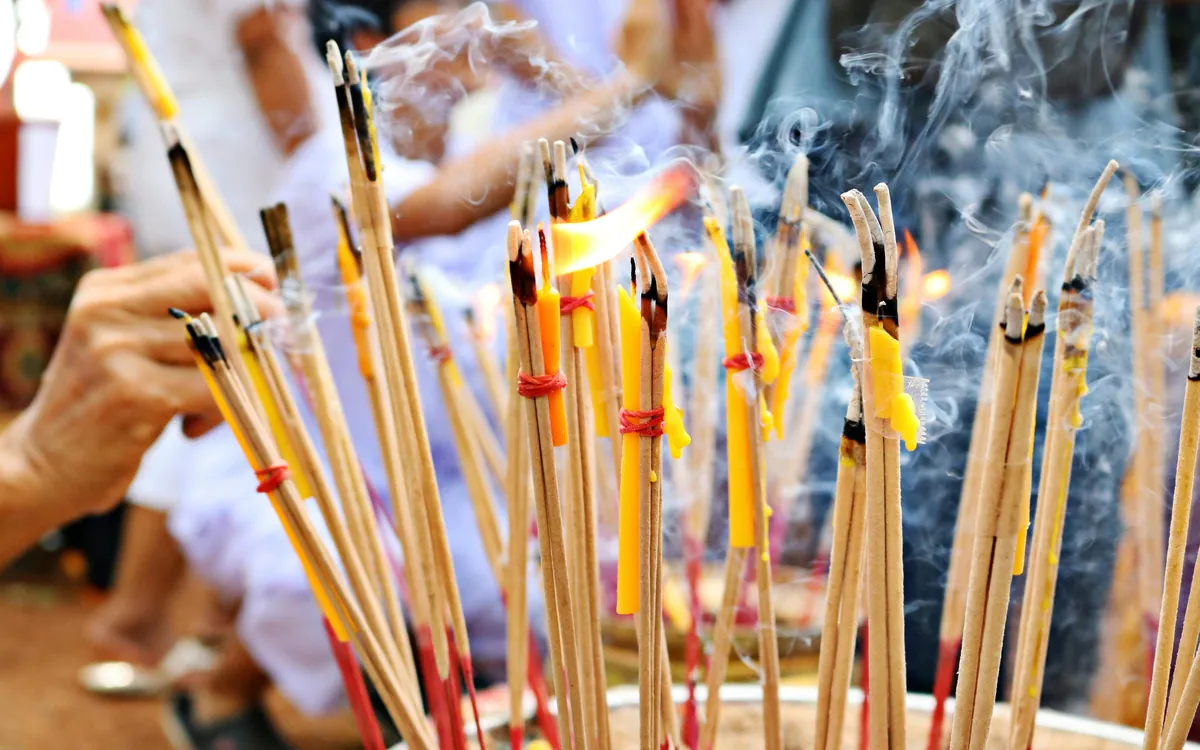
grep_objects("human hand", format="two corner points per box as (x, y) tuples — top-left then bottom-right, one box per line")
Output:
(615, 0), (721, 127)
(614, 0), (670, 87)
(2, 250), (281, 521)
(662, 0), (721, 122)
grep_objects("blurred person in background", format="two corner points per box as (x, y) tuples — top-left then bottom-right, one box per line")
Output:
(86, 0), (338, 689)
(148, 0), (722, 744)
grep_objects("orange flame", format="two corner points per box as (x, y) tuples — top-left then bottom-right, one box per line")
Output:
(471, 283), (504, 342)
(674, 251), (708, 298)
(822, 272), (857, 306)
(923, 270), (952, 300)
(554, 162), (695, 275)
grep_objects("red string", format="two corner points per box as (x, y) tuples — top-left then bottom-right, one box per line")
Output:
(766, 295), (797, 314)
(619, 407), (665, 437)
(559, 291), (595, 313)
(255, 464), (290, 494)
(722, 352), (765, 372)
(428, 345), (452, 364)
(517, 369), (567, 398)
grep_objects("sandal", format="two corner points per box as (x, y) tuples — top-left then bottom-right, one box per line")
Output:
(162, 693), (295, 750)
(80, 638), (216, 698)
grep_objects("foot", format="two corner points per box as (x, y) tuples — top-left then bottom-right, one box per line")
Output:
(86, 603), (173, 666)
(165, 693), (295, 750)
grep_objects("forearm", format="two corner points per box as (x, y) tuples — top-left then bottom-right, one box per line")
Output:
(391, 73), (645, 241)
(240, 8), (317, 156)
(0, 415), (76, 567)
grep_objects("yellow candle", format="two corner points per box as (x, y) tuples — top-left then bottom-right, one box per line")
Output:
(616, 285), (642, 614)
(706, 217), (755, 549)
(583, 343), (610, 436)
(567, 178), (598, 348)
(536, 284), (568, 446)
(769, 232), (813, 439)
(867, 325), (920, 450)
(663, 348), (691, 459)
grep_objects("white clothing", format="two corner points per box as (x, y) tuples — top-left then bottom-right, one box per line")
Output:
(171, 127), (518, 713)
(122, 0), (333, 510)
(117, 0), (336, 258)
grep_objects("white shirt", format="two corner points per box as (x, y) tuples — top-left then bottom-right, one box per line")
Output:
(117, 0), (336, 258)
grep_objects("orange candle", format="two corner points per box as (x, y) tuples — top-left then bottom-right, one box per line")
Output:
(537, 282), (568, 446)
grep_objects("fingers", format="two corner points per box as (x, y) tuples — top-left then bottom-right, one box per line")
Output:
(91, 250), (279, 319)
(145, 361), (221, 419)
(182, 411), (225, 438)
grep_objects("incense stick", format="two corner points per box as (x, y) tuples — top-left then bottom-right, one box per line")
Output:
(1149, 310), (1200, 750)
(183, 319), (437, 750)
(509, 223), (591, 750)
(1008, 222), (1101, 750)
(814, 324), (869, 750)
(844, 185), (909, 750)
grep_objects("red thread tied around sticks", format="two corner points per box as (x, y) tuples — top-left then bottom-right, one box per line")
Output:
(428, 345), (453, 364)
(722, 352), (765, 373)
(619, 407), (665, 437)
(255, 464), (291, 494)
(766, 296), (797, 314)
(559, 291), (595, 314)
(517, 370), (567, 399)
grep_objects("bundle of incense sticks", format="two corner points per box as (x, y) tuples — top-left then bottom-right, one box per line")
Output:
(325, 42), (488, 748)
(177, 313), (436, 749)
(699, 185), (784, 750)
(843, 185), (917, 750)
(1007, 219), (1103, 750)
(1144, 309), (1200, 750)
(1093, 173), (1170, 728)
(813, 321), (868, 750)
(951, 282), (1048, 750)
(931, 160), (1117, 750)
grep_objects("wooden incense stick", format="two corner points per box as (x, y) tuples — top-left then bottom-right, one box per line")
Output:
(730, 187), (784, 750)
(406, 270), (506, 587)
(464, 306), (509, 438)
(547, 140), (610, 750)
(509, 223), (591, 750)
(844, 185), (909, 750)
(949, 285), (1046, 750)
(183, 319), (437, 750)
(1008, 223), (1102, 750)
(1127, 173), (1166, 685)
(332, 46), (489, 745)
(814, 323), (869, 750)
(100, 3), (248, 251)
(1149, 309), (1200, 750)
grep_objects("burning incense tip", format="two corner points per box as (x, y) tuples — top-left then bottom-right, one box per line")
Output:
(553, 161), (696, 274)
(1029, 290), (1048, 329)
(1191, 307), (1200, 380)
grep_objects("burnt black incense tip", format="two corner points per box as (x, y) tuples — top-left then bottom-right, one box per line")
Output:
(168, 307), (187, 320)
(630, 257), (637, 289)
(843, 417), (866, 444)
(569, 137), (579, 154)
